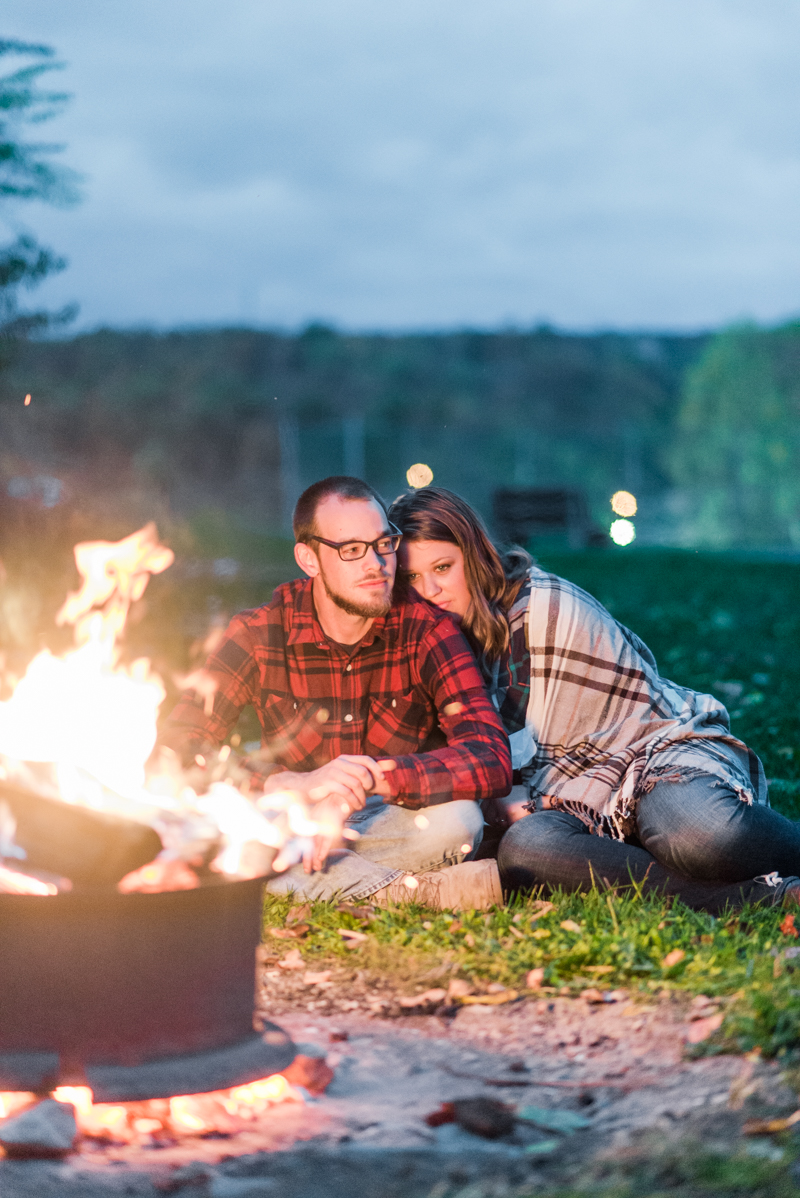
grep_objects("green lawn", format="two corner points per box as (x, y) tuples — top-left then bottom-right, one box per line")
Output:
(265, 548), (800, 1061)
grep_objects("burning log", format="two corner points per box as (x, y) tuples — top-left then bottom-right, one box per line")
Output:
(0, 1097), (78, 1159)
(0, 782), (161, 887)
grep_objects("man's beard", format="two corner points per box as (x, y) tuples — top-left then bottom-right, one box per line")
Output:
(321, 573), (392, 619)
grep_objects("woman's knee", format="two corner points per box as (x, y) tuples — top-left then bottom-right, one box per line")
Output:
(637, 778), (774, 881)
(498, 810), (586, 889)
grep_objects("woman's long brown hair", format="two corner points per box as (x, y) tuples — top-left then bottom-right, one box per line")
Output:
(388, 487), (532, 662)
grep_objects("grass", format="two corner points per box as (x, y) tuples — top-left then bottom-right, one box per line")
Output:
(263, 548), (800, 1063)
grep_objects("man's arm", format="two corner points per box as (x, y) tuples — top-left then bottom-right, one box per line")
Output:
(162, 613), (260, 762)
(379, 620), (512, 809)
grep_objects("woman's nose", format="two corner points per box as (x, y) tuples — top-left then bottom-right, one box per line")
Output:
(421, 573), (441, 599)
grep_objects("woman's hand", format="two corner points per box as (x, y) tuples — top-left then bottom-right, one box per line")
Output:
(483, 784), (531, 830)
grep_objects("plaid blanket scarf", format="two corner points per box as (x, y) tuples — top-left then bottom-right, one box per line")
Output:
(499, 567), (767, 839)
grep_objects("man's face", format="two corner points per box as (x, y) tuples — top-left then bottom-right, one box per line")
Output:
(308, 495), (397, 619)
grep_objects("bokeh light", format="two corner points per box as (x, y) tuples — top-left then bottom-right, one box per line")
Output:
(611, 490), (637, 517)
(610, 518), (636, 546)
(406, 463), (433, 488)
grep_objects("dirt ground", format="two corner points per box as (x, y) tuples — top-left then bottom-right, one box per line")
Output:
(2, 962), (799, 1198)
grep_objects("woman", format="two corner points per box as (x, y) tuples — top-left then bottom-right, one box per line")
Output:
(389, 486), (800, 913)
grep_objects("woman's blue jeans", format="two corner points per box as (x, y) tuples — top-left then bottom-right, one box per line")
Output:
(498, 775), (800, 912)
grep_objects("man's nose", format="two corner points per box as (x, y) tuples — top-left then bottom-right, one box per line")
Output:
(364, 544), (390, 570)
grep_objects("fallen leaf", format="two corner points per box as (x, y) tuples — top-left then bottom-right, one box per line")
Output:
(743, 1110), (800, 1135)
(287, 903), (312, 925)
(525, 968), (545, 990)
(303, 970), (332, 985)
(516, 1105), (591, 1133)
(780, 912), (799, 938)
(329, 1030), (348, 1042)
(661, 949), (686, 969)
(337, 928), (368, 942)
(580, 988), (605, 1003)
(531, 928), (551, 940)
(585, 965), (614, 975)
(560, 920), (582, 934)
(425, 1102), (456, 1127)
(398, 988), (447, 1009)
(688, 1004), (720, 1021)
(530, 900), (555, 920)
(336, 903), (375, 920)
(460, 990), (519, 1006)
(268, 925), (309, 940)
(602, 989), (629, 1003)
(685, 1013), (724, 1043)
(448, 978), (473, 999)
(281, 1054), (334, 1096)
(278, 948), (305, 970)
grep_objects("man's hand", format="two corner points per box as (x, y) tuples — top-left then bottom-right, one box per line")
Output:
(265, 755), (395, 811)
(302, 796), (349, 873)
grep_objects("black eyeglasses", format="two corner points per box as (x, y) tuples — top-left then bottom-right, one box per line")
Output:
(308, 523), (403, 561)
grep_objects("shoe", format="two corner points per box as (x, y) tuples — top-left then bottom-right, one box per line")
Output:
(371, 859), (502, 912)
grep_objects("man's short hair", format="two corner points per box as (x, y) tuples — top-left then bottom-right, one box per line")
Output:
(293, 476), (389, 544)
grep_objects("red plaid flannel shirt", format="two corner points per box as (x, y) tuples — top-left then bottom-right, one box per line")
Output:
(164, 577), (511, 809)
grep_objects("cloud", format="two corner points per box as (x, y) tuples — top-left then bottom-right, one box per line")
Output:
(4, 0), (800, 329)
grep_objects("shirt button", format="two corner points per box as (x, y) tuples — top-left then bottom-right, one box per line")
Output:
(346, 663), (352, 671)
(392, 699), (397, 708)
(344, 713), (353, 722)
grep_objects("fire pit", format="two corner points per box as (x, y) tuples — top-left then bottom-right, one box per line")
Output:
(0, 874), (295, 1101)
(0, 524), (310, 1115)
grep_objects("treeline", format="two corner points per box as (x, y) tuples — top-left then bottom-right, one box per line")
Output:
(0, 324), (704, 541)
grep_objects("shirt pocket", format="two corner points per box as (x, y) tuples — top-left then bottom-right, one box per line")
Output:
(258, 695), (327, 765)
(367, 692), (434, 756)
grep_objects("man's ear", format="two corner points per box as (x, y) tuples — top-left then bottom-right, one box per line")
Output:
(294, 541), (320, 578)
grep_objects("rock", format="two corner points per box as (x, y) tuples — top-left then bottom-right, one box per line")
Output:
(282, 1053), (335, 1095)
(0, 1098), (77, 1158)
(451, 1097), (516, 1140)
(398, 988), (447, 1011)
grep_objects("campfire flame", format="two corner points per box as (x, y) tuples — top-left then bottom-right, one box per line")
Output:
(0, 523), (322, 891)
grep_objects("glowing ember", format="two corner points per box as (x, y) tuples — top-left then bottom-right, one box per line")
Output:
(0, 1092), (36, 1119)
(37, 1074), (305, 1142)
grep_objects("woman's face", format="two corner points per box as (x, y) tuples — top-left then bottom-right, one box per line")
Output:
(399, 539), (472, 621)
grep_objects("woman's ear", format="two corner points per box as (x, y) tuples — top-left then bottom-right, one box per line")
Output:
(294, 541), (320, 578)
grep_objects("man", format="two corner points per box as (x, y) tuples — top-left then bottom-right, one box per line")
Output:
(165, 476), (511, 908)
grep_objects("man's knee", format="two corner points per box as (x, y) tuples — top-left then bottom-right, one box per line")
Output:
(423, 799), (484, 859)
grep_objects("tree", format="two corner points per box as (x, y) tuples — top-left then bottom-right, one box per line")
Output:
(668, 323), (800, 548)
(0, 38), (79, 342)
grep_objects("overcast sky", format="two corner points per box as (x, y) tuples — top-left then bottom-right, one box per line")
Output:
(4, 0), (800, 332)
